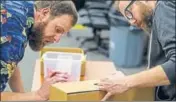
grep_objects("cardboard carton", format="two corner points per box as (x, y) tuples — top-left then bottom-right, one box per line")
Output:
(49, 80), (155, 101)
(80, 75), (85, 81)
(32, 60), (155, 101)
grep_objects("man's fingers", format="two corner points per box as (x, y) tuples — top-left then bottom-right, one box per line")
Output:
(101, 92), (112, 101)
(47, 68), (52, 77)
(50, 76), (69, 84)
(97, 80), (113, 87)
(58, 73), (70, 78)
(47, 70), (63, 78)
(115, 71), (125, 77)
(48, 71), (57, 78)
(47, 68), (56, 78)
(56, 77), (69, 83)
(98, 82), (111, 88)
(99, 86), (106, 91)
(100, 78), (109, 82)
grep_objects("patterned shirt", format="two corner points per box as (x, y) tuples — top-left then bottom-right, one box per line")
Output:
(0, 1), (34, 92)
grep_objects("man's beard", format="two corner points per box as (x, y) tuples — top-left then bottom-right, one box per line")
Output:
(142, 11), (153, 35)
(142, 15), (152, 35)
(28, 21), (48, 51)
(140, 5), (153, 35)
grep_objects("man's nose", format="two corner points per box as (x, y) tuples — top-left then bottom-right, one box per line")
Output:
(129, 19), (137, 25)
(54, 35), (61, 43)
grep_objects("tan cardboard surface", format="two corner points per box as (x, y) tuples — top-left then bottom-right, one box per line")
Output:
(49, 80), (154, 101)
(51, 80), (99, 93)
(32, 59), (155, 101)
(84, 61), (117, 80)
(50, 80), (105, 101)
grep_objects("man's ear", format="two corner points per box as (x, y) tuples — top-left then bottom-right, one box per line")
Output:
(39, 8), (50, 22)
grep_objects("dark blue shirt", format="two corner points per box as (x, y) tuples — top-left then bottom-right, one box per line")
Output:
(150, 0), (175, 85)
(0, 1), (34, 92)
(150, 1), (175, 100)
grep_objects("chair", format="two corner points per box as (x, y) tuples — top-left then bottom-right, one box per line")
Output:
(76, 1), (115, 56)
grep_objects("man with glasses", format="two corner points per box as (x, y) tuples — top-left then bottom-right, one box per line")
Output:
(1, 0), (78, 101)
(98, 0), (175, 101)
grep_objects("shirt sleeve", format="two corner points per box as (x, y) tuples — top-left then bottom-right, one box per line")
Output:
(155, 1), (176, 84)
(1, 1), (29, 65)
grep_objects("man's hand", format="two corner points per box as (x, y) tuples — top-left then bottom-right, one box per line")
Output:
(1, 68), (71, 101)
(98, 71), (131, 101)
(36, 68), (70, 100)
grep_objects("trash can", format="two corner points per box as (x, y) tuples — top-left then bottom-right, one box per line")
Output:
(109, 9), (147, 68)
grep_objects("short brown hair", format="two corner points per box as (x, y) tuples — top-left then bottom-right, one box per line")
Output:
(35, 0), (78, 26)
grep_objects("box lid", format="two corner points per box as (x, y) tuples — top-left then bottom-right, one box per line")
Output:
(52, 80), (100, 94)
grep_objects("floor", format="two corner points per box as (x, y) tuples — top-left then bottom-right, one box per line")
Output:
(5, 28), (147, 92)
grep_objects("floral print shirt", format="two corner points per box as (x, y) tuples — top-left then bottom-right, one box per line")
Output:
(0, 1), (34, 92)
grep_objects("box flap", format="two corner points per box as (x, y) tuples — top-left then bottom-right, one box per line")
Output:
(85, 61), (117, 80)
(52, 80), (100, 94)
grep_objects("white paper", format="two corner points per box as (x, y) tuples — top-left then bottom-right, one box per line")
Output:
(56, 56), (72, 74)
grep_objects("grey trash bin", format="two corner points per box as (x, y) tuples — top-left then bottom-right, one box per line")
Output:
(109, 9), (146, 68)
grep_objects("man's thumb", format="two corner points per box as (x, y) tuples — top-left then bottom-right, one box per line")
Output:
(47, 68), (54, 77)
(101, 92), (112, 101)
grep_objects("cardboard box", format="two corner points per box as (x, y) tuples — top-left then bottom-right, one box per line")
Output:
(32, 60), (154, 101)
(80, 75), (85, 81)
(49, 80), (155, 101)
(38, 60), (118, 85)
(40, 74), (85, 84)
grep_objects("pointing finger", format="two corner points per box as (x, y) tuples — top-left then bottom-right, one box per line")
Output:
(101, 92), (112, 101)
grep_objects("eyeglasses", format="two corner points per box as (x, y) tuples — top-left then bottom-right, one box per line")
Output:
(124, 0), (136, 20)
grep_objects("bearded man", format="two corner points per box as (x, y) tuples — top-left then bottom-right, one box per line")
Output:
(98, 0), (175, 101)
